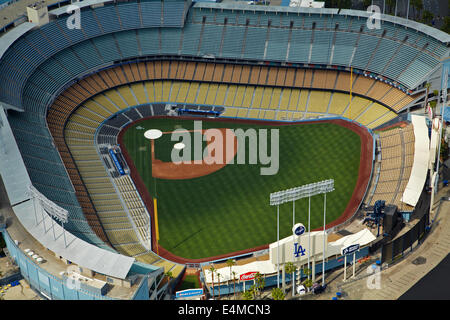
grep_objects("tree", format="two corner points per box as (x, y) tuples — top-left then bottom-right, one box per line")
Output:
(410, 0), (423, 20)
(337, 0), (352, 9)
(226, 259), (236, 299)
(430, 100), (437, 110)
(217, 272), (221, 299)
(284, 262), (297, 294)
(165, 271), (173, 280)
(440, 137), (449, 161)
(363, 0), (371, 8)
(209, 265), (216, 299)
(302, 267), (311, 279)
(421, 10), (434, 26)
(386, 0), (396, 15)
(303, 278), (313, 290)
(231, 271), (237, 300)
(302, 267), (313, 291)
(164, 271), (173, 293)
(424, 82), (431, 113)
(442, 16), (450, 34)
(242, 288), (254, 300)
(271, 287), (285, 300)
(254, 273), (265, 298)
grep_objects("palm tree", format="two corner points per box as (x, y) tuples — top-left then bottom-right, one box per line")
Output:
(209, 265), (216, 299)
(271, 287), (285, 300)
(302, 267), (313, 292)
(254, 273), (265, 298)
(231, 271), (237, 300)
(226, 259), (236, 299)
(217, 272), (221, 299)
(424, 82), (431, 114)
(242, 288), (254, 300)
(164, 271), (173, 294)
(284, 262), (297, 295)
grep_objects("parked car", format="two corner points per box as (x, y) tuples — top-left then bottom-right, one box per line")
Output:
(297, 284), (306, 295)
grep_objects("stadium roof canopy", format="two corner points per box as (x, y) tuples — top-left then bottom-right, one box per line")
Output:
(339, 9), (450, 44)
(194, 2), (450, 43)
(194, 2), (339, 15)
(48, 0), (115, 17)
(0, 21), (36, 60)
(0, 106), (135, 280)
(13, 200), (135, 280)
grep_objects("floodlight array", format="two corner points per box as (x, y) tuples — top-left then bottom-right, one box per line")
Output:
(29, 185), (68, 223)
(270, 179), (334, 206)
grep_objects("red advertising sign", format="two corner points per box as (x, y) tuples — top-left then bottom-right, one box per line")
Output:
(239, 272), (258, 281)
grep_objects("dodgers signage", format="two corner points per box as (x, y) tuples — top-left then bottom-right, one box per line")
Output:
(341, 244), (360, 256)
(292, 223), (306, 236)
(293, 243), (306, 258)
(176, 288), (204, 298)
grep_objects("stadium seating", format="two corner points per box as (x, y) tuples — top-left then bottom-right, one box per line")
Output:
(369, 124), (415, 209)
(1, 1), (447, 279)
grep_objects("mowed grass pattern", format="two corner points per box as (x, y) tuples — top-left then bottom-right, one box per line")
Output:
(123, 118), (361, 259)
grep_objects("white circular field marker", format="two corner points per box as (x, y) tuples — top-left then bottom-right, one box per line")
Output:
(144, 129), (163, 140)
(173, 142), (186, 150)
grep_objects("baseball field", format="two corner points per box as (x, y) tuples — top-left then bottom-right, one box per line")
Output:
(120, 117), (370, 262)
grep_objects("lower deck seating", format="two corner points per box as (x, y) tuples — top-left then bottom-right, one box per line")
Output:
(369, 124), (415, 210)
(44, 60), (412, 270)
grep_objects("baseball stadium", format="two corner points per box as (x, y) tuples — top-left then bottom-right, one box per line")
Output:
(0, 0), (448, 301)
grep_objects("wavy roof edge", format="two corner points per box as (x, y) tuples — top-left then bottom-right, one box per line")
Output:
(48, 0), (115, 16)
(0, 105), (135, 280)
(194, 2), (450, 44)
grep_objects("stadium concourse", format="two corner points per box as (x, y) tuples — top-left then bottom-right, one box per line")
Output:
(0, 0), (448, 300)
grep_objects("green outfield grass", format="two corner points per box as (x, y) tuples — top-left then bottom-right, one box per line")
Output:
(177, 274), (202, 291)
(122, 118), (361, 260)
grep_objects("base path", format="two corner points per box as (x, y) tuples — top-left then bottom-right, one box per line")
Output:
(118, 116), (374, 264)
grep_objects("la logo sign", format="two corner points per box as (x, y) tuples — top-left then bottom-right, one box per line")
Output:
(294, 243), (306, 258)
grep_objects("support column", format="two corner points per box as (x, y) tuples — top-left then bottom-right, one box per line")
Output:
(307, 196), (311, 280)
(312, 256), (316, 282)
(343, 255), (347, 281)
(277, 204), (280, 288)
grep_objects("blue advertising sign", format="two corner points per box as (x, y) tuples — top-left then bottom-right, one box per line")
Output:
(342, 244), (360, 256)
(109, 149), (125, 175)
(176, 288), (204, 298)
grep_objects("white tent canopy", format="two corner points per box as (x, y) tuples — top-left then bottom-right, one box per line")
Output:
(402, 115), (430, 207)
